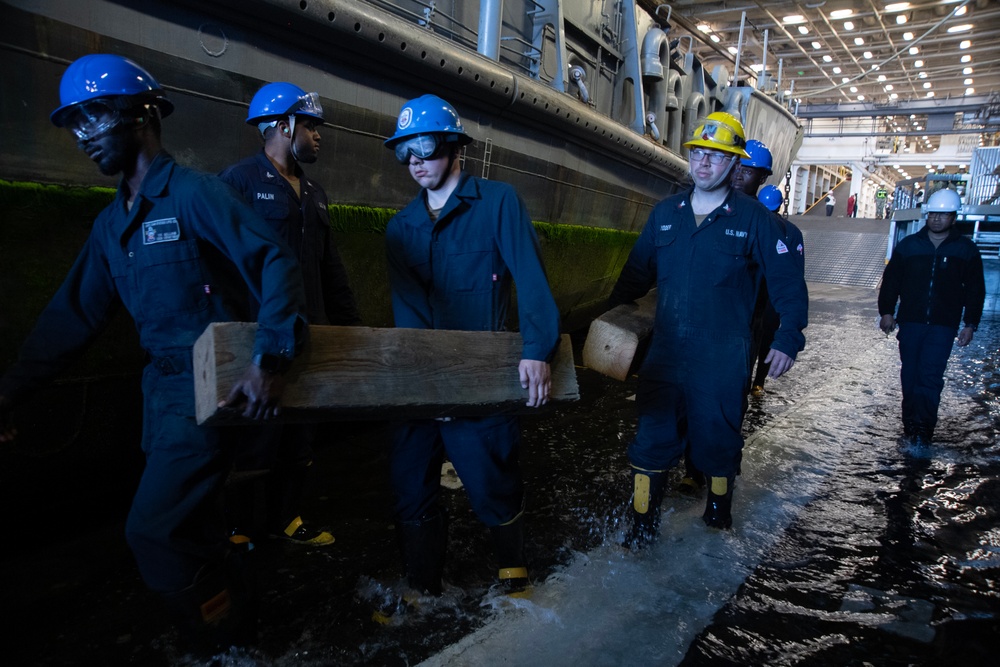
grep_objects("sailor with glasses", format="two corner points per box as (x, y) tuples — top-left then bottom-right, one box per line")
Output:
(380, 95), (560, 600)
(609, 112), (808, 544)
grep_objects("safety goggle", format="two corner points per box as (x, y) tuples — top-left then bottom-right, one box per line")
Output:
(292, 92), (323, 118)
(65, 100), (124, 142)
(694, 119), (747, 150)
(394, 134), (443, 164)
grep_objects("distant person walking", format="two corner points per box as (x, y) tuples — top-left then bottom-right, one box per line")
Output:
(847, 193), (856, 218)
(825, 191), (836, 216)
(878, 188), (985, 445)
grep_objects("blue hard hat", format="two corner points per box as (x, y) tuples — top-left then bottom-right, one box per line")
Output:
(51, 54), (174, 127)
(384, 95), (473, 148)
(246, 82), (324, 125)
(741, 139), (773, 174)
(758, 185), (783, 212)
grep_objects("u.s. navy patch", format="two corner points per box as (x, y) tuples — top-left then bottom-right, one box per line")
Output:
(142, 218), (181, 245)
(776, 239), (788, 254)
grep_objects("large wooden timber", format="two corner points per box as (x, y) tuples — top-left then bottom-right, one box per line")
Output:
(581, 292), (657, 381)
(194, 323), (578, 425)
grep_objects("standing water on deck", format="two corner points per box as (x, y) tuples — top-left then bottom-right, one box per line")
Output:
(4, 283), (998, 666)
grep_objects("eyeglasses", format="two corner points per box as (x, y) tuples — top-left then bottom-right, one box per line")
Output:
(394, 134), (443, 164)
(65, 100), (123, 142)
(689, 148), (734, 166)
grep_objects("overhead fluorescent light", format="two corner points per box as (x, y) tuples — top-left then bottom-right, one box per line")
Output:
(833, 66), (842, 74)
(823, 55), (833, 62)
(812, 41), (822, 49)
(923, 82), (931, 88)
(711, 34), (721, 42)
(961, 55), (972, 63)
(903, 32), (914, 40)
(947, 24), (973, 33)
(850, 86), (858, 93)
(842, 77), (849, 83)
(964, 78), (973, 85)
(965, 87), (975, 95)
(963, 67), (973, 75)
(798, 26), (809, 35)
(830, 9), (853, 19)
(914, 60), (923, 67)
(908, 47), (919, 55)
(864, 51), (873, 59)
(855, 37), (864, 45)
(844, 21), (855, 30)
(857, 94), (865, 100)
(697, 24), (711, 33)
(877, 74), (887, 81)
(884, 3), (911, 12)
(960, 40), (971, 49)
(782, 15), (805, 24)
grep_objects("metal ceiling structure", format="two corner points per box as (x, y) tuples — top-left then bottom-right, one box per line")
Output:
(641, 0), (1000, 179)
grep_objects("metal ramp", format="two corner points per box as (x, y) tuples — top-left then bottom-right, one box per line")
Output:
(791, 216), (890, 289)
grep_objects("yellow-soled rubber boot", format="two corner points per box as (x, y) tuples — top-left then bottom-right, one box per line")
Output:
(276, 515), (335, 546)
(491, 514), (531, 597)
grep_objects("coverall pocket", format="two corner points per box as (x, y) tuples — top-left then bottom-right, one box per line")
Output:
(138, 239), (210, 317)
(711, 239), (748, 289)
(443, 249), (493, 293)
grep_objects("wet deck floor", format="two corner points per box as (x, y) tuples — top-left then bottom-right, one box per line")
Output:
(4, 283), (999, 666)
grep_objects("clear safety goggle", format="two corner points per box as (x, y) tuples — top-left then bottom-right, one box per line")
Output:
(394, 134), (443, 164)
(694, 119), (746, 150)
(65, 100), (124, 142)
(292, 92), (323, 118)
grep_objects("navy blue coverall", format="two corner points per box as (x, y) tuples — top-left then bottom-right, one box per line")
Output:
(385, 172), (560, 526)
(752, 213), (805, 387)
(219, 150), (360, 327)
(0, 152), (307, 593)
(610, 188), (808, 479)
(878, 226), (985, 438)
(219, 151), (359, 533)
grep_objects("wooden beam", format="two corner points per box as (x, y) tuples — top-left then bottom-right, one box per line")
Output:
(581, 292), (657, 381)
(194, 323), (579, 425)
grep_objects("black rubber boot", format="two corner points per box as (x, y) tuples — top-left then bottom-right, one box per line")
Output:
(161, 547), (257, 656)
(677, 456), (705, 497)
(703, 476), (735, 529)
(490, 513), (529, 595)
(397, 511), (448, 596)
(621, 469), (666, 550)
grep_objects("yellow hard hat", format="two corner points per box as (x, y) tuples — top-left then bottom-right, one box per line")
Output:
(683, 111), (750, 158)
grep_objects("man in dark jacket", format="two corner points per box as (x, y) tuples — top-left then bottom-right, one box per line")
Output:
(382, 95), (560, 598)
(878, 188), (985, 444)
(220, 82), (360, 546)
(0, 54), (307, 652)
(610, 112), (808, 544)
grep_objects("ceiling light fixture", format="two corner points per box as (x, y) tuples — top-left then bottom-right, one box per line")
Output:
(711, 34), (721, 42)
(964, 78), (973, 85)
(697, 24), (711, 33)
(877, 74), (887, 82)
(960, 40), (972, 49)
(830, 9), (853, 19)
(855, 37), (864, 45)
(963, 67), (973, 75)
(823, 55), (833, 62)
(961, 55), (972, 63)
(903, 32), (914, 40)
(914, 60), (923, 68)
(812, 41), (822, 49)
(908, 47), (919, 55)
(896, 15), (907, 25)
(864, 51), (873, 59)
(798, 26), (809, 35)
(833, 66), (842, 74)
(947, 24), (973, 33)
(844, 21), (855, 30)
(965, 87), (975, 95)
(884, 3), (911, 12)
(782, 15), (805, 24)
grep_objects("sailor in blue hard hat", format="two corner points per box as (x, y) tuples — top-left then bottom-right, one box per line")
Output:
(379, 95), (560, 602)
(1, 53), (310, 654)
(220, 81), (360, 548)
(730, 138), (773, 197)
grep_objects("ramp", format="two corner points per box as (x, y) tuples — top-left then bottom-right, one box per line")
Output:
(792, 216), (890, 289)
